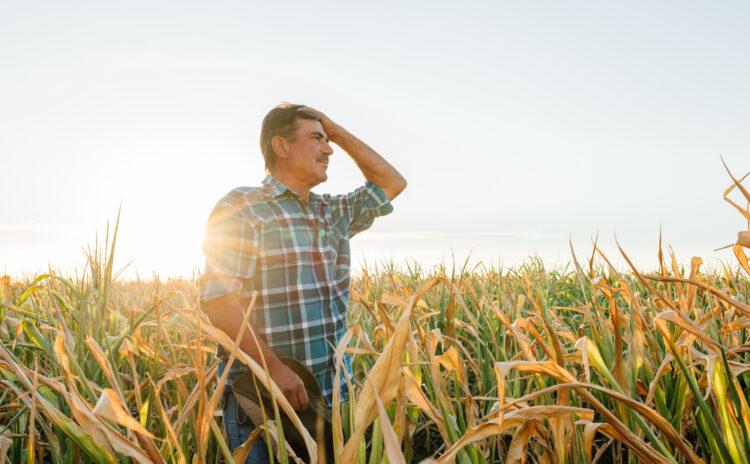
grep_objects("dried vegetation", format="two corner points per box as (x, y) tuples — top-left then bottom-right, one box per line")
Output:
(1, 162), (750, 463)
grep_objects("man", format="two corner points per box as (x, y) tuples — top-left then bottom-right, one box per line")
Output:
(200, 103), (406, 463)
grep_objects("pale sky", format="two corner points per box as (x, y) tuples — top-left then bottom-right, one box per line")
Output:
(2, 1), (749, 278)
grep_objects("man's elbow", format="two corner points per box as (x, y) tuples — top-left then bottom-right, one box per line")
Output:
(385, 176), (407, 201)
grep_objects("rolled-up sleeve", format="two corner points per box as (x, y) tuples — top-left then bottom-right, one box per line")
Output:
(200, 201), (259, 303)
(331, 181), (394, 237)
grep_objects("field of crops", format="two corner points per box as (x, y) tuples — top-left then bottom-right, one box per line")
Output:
(2, 165), (750, 464)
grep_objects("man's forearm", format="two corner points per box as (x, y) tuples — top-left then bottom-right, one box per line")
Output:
(202, 294), (282, 370)
(202, 294), (310, 410)
(330, 126), (407, 201)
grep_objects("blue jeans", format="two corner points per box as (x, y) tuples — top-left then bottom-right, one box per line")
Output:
(219, 360), (271, 463)
(222, 388), (271, 464)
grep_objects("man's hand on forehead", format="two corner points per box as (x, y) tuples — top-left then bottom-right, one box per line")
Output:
(297, 106), (343, 142)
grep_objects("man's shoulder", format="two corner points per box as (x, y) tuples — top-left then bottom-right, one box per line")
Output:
(208, 185), (274, 224)
(215, 185), (273, 209)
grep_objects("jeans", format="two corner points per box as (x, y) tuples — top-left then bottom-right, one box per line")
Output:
(222, 388), (271, 464)
(218, 359), (271, 464)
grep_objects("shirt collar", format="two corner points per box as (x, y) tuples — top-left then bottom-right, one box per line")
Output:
(261, 174), (289, 198)
(261, 175), (322, 203)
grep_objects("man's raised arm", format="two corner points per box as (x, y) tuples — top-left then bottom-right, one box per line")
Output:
(299, 107), (407, 201)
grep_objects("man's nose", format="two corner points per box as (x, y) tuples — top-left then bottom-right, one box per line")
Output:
(322, 140), (334, 156)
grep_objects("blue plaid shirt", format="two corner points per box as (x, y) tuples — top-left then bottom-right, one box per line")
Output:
(200, 175), (393, 405)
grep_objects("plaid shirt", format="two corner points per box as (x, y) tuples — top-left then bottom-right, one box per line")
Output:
(200, 175), (393, 405)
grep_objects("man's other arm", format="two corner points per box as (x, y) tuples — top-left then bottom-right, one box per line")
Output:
(203, 294), (309, 411)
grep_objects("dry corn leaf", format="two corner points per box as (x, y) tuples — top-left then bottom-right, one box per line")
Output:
(496, 360), (698, 464)
(0, 435), (9, 464)
(432, 406), (593, 464)
(654, 311), (721, 352)
(199, 323), (317, 461)
(402, 367), (448, 439)
(93, 389), (155, 438)
(54, 335), (113, 450)
(232, 427), (265, 464)
(118, 338), (139, 358)
(54, 335), (157, 463)
(576, 420), (622, 462)
(331, 324), (358, 457)
(372, 379), (407, 464)
(734, 244), (750, 276)
(435, 345), (466, 383)
(721, 160), (750, 221)
(86, 338), (121, 394)
(152, 385), (187, 464)
(341, 277), (440, 463)
(507, 421), (535, 464)
(686, 257), (703, 310)
(155, 367), (195, 390)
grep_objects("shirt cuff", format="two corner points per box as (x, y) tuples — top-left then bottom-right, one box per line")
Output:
(363, 181), (394, 217)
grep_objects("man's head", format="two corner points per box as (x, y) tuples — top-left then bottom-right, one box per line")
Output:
(260, 103), (333, 186)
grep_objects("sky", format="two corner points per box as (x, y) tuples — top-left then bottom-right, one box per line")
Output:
(1, 1), (749, 278)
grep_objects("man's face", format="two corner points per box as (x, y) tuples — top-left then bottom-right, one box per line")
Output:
(284, 118), (334, 186)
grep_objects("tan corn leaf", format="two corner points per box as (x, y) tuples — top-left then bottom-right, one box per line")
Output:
(232, 427), (266, 464)
(86, 338), (119, 393)
(435, 346), (466, 383)
(496, 361), (577, 384)
(686, 257), (703, 310)
(494, 362), (514, 426)
(155, 367), (195, 390)
(341, 277), (440, 464)
(152, 386), (187, 464)
(576, 337), (592, 382)
(382, 293), (430, 310)
(0, 435), (11, 464)
(199, 323), (317, 462)
(454, 319), (478, 338)
(576, 420), (621, 462)
(739, 231), (750, 247)
(0, 343), (118, 462)
(721, 160), (750, 219)
(734, 244), (750, 276)
(65, 382), (154, 463)
(507, 421), (535, 464)
(549, 414), (570, 464)
(93, 389), (155, 438)
(402, 367), (448, 440)
(433, 406), (593, 464)
(654, 311), (721, 352)
(332, 325), (358, 457)
(502, 406), (594, 423)
(431, 420), (507, 464)
(372, 380), (407, 464)
(118, 338), (138, 358)
(54, 335), (113, 450)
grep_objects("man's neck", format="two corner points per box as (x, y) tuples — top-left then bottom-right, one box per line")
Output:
(269, 170), (314, 202)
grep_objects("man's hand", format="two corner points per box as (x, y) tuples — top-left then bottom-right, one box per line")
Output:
(267, 359), (309, 411)
(297, 106), (344, 143)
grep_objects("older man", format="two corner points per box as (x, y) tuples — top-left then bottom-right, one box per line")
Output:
(200, 103), (406, 462)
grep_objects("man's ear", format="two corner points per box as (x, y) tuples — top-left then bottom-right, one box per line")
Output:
(271, 136), (290, 160)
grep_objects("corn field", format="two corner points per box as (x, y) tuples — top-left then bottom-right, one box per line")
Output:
(2, 162), (750, 464)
